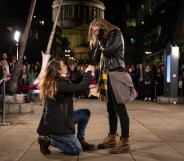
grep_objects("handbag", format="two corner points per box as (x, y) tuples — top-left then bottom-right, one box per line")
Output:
(37, 99), (47, 136)
(108, 71), (138, 104)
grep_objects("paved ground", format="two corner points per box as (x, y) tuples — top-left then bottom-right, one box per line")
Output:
(0, 99), (184, 161)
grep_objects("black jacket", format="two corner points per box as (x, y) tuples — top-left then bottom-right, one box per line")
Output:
(94, 29), (126, 72)
(43, 71), (92, 135)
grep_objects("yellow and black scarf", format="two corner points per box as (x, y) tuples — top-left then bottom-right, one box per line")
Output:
(98, 53), (108, 102)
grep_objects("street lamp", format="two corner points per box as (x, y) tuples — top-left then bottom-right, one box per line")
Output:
(14, 31), (20, 61)
(65, 49), (71, 57)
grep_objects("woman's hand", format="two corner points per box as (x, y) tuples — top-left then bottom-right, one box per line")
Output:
(99, 39), (106, 50)
(86, 65), (95, 72)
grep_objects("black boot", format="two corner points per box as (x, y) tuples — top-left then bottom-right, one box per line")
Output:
(78, 137), (95, 151)
(38, 136), (51, 155)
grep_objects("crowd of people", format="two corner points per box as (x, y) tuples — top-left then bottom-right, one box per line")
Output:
(59, 61), (184, 101)
(127, 62), (184, 100)
(0, 52), (41, 93)
(0, 53), (184, 98)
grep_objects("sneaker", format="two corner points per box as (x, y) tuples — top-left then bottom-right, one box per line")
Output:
(148, 97), (151, 101)
(144, 97), (148, 101)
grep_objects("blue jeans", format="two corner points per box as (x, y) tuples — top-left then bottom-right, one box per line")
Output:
(50, 109), (90, 155)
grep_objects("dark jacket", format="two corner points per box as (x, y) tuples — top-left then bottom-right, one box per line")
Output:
(94, 29), (125, 72)
(43, 71), (92, 135)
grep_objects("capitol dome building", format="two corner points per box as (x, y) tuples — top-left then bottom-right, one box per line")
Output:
(52, 0), (105, 62)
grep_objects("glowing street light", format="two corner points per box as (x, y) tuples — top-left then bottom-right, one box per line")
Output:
(65, 49), (71, 57)
(14, 31), (20, 60)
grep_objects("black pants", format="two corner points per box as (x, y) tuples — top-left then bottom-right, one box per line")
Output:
(107, 79), (129, 139)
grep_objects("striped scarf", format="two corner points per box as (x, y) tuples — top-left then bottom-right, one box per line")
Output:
(98, 53), (108, 102)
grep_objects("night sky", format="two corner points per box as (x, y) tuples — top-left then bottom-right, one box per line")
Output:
(0, 0), (109, 24)
(0, 0), (53, 24)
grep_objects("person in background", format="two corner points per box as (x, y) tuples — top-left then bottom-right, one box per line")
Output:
(68, 64), (77, 82)
(33, 63), (40, 78)
(26, 63), (35, 86)
(128, 67), (136, 87)
(136, 64), (144, 100)
(88, 18), (132, 154)
(178, 69), (184, 97)
(9, 55), (16, 72)
(155, 67), (164, 97)
(143, 65), (154, 101)
(18, 65), (28, 86)
(37, 58), (95, 155)
(1, 52), (10, 77)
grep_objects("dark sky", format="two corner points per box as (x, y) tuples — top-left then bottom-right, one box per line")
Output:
(0, 0), (53, 24)
(0, 0), (109, 24)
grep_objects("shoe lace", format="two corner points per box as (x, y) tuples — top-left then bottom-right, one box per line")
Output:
(114, 140), (122, 147)
(103, 136), (111, 143)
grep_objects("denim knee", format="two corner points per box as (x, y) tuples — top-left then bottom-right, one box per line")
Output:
(68, 146), (82, 155)
(84, 109), (91, 118)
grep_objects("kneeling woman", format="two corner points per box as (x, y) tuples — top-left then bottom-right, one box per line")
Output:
(37, 59), (95, 155)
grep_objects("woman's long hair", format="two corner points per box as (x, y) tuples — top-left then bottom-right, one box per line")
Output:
(39, 59), (62, 100)
(88, 18), (119, 49)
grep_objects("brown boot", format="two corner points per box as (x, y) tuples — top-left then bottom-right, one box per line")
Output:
(78, 137), (95, 151)
(38, 136), (51, 155)
(109, 138), (130, 154)
(97, 134), (117, 149)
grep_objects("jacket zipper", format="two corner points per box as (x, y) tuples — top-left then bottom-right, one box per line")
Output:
(65, 99), (68, 116)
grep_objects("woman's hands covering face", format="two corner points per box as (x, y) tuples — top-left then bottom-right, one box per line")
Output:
(97, 28), (105, 40)
(86, 65), (95, 73)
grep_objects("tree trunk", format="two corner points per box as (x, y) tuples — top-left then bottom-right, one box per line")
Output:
(33, 0), (63, 84)
(8, 0), (37, 94)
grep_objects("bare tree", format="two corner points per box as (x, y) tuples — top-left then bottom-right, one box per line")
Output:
(33, 0), (63, 84)
(8, 0), (37, 94)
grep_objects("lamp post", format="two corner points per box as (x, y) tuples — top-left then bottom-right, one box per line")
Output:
(14, 31), (20, 61)
(65, 49), (71, 57)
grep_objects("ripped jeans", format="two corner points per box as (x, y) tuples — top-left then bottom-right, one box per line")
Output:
(50, 109), (90, 155)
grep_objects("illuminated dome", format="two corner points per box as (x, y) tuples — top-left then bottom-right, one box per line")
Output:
(52, 0), (105, 28)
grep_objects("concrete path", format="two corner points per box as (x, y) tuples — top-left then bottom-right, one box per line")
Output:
(0, 99), (184, 161)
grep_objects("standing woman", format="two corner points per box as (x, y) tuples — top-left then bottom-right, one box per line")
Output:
(38, 59), (95, 155)
(88, 18), (131, 154)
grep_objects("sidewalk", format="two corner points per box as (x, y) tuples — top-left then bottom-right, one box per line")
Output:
(0, 99), (184, 161)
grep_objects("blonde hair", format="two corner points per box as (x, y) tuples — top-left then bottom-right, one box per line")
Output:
(88, 18), (119, 49)
(39, 59), (63, 100)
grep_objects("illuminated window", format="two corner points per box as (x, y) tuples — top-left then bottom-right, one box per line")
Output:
(33, 31), (38, 40)
(39, 21), (44, 25)
(130, 37), (136, 45)
(126, 4), (130, 12)
(126, 19), (136, 27)
(65, 6), (68, 19)
(126, 36), (136, 46)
